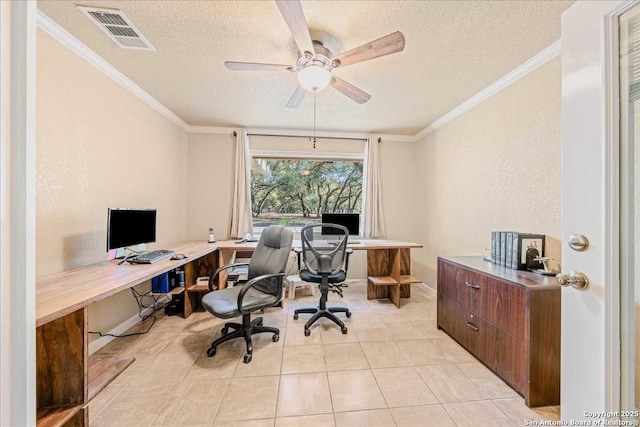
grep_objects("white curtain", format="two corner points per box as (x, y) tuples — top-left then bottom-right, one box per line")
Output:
(362, 136), (386, 238)
(229, 129), (254, 238)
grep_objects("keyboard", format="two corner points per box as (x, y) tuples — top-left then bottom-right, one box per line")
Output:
(128, 249), (175, 264)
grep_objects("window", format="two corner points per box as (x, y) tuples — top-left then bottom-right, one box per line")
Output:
(250, 158), (363, 230)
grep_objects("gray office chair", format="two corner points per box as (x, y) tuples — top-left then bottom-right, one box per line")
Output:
(202, 225), (293, 363)
(294, 223), (352, 336)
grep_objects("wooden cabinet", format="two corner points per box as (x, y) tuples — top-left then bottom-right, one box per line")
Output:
(437, 256), (560, 407)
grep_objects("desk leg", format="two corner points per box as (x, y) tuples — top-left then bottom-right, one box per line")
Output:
(218, 249), (236, 289)
(399, 248), (411, 299)
(36, 308), (88, 425)
(367, 248), (412, 307)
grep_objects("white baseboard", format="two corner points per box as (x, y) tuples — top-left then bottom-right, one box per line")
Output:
(417, 282), (436, 292)
(88, 310), (150, 355)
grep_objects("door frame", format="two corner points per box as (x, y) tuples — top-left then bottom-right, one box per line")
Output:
(0, 1), (37, 425)
(603, 0), (640, 411)
(615, 0), (640, 410)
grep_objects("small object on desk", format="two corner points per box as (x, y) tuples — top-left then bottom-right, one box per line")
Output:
(235, 233), (259, 244)
(530, 256), (556, 276)
(208, 227), (216, 243)
(127, 249), (175, 264)
(170, 253), (187, 260)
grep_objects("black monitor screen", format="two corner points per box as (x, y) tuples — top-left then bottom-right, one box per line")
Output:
(321, 213), (360, 236)
(107, 208), (157, 250)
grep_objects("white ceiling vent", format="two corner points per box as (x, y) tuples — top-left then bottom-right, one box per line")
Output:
(78, 6), (155, 51)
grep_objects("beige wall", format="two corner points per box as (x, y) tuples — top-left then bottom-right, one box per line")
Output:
(186, 133), (235, 241)
(412, 58), (562, 286)
(36, 30), (189, 338)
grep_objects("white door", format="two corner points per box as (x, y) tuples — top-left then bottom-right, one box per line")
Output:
(561, 0), (635, 420)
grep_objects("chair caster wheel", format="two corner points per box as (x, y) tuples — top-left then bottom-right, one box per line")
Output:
(304, 329), (310, 337)
(293, 313), (299, 320)
(207, 347), (216, 357)
(341, 326), (348, 334)
(346, 311), (352, 318)
(243, 353), (252, 363)
(272, 334), (280, 342)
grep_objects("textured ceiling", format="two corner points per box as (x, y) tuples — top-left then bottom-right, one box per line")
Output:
(37, 0), (574, 135)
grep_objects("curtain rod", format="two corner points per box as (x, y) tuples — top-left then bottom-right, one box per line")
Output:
(246, 132), (367, 142)
(234, 131), (382, 143)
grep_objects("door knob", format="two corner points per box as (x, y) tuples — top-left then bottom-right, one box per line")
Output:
(555, 271), (589, 290)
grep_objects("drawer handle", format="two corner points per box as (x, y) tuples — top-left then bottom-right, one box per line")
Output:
(465, 281), (480, 290)
(465, 321), (480, 332)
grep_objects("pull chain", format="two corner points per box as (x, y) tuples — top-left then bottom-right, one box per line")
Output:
(313, 91), (317, 149)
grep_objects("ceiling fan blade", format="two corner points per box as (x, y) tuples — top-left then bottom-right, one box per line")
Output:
(225, 61), (293, 71)
(330, 76), (371, 104)
(275, 0), (315, 56)
(286, 86), (306, 108)
(332, 31), (405, 68)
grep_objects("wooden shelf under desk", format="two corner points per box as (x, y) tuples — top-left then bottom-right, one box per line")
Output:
(367, 276), (399, 286)
(88, 355), (135, 402)
(399, 275), (421, 284)
(186, 283), (212, 292)
(36, 405), (82, 427)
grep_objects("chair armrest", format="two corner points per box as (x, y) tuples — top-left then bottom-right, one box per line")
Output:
(345, 249), (353, 273)
(237, 273), (286, 314)
(209, 262), (250, 291)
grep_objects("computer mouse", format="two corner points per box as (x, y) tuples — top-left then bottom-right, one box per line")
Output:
(171, 254), (187, 260)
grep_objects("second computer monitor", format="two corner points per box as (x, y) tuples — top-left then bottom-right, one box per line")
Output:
(321, 213), (360, 236)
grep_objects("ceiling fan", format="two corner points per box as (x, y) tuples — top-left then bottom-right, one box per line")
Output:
(224, 0), (406, 108)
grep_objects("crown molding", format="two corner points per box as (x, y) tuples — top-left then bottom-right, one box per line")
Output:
(187, 126), (236, 134)
(36, 10), (190, 132)
(412, 39), (561, 142)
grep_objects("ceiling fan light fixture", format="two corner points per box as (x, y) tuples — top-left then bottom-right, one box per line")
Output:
(297, 65), (331, 92)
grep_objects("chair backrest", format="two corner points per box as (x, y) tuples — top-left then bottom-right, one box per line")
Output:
(248, 225), (293, 296)
(300, 223), (349, 275)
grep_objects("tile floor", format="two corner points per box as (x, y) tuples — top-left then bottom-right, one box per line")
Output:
(90, 282), (560, 427)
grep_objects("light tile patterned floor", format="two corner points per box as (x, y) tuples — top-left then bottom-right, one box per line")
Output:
(90, 283), (560, 427)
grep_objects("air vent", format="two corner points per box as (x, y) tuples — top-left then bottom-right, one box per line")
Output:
(78, 6), (155, 51)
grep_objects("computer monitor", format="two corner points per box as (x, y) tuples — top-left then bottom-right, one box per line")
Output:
(107, 208), (157, 251)
(321, 213), (360, 236)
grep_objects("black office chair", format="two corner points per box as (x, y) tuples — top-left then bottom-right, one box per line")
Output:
(294, 223), (352, 336)
(201, 225), (293, 363)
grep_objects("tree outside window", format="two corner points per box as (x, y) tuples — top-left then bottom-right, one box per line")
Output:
(251, 159), (362, 229)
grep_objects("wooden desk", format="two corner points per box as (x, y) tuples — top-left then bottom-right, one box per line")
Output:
(215, 239), (423, 308)
(35, 241), (219, 427)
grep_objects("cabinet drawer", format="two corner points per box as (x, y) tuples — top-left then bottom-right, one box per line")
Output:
(484, 278), (527, 340)
(437, 294), (485, 357)
(438, 261), (488, 314)
(480, 321), (526, 393)
(439, 294), (526, 395)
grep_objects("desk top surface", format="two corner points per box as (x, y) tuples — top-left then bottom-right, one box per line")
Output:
(36, 241), (217, 327)
(36, 238), (422, 327)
